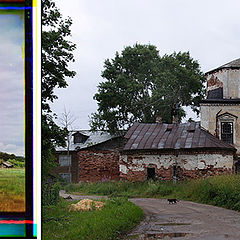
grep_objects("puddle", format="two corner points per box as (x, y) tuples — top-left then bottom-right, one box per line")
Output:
(127, 232), (188, 239)
(156, 223), (190, 226)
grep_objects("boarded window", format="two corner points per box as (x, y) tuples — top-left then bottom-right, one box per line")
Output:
(221, 122), (233, 144)
(147, 167), (155, 180)
(59, 173), (71, 183)
(59, 155), (72, 166)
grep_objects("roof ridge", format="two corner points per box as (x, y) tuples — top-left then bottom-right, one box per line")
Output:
(206, 58), (240, 74)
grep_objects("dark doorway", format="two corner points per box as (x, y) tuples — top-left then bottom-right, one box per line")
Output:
(147, 167), (155, 180)
(235, 160), (240, 173)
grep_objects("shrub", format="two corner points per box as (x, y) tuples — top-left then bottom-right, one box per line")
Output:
(8, 159), (25, 168)
(42, 182), (60, 206)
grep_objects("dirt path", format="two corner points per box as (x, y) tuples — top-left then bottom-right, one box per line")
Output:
(59, 190), (107, 200)
(59, 191), (240, 239)
(125, 198), (240, 240)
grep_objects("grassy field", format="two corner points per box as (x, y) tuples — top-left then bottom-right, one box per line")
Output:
(64, 174), (240, 212)
(0, 168), (25, 212)
(42, 197), (143, 240)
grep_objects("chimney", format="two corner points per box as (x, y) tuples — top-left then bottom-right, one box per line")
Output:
(156, 116), (162, 123)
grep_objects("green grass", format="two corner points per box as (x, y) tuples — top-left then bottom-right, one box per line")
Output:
(42, 197), (143, 240)
(0, 168), (25, 211)
(64, 174), (240, 211)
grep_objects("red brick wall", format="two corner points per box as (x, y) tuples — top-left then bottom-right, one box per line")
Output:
(78, 150), (120, 182)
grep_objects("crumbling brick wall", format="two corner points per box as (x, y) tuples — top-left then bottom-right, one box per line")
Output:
(120, 150), (234, 182)
(78, 150), (120, 182)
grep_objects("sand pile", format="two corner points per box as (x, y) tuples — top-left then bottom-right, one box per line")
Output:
(69, 199), (105, 212)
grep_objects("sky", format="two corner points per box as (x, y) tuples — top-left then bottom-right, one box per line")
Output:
(52, 0), (240, 130)
(0, 11), (24, 156)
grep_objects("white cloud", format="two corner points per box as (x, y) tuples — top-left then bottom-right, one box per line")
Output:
(0, 142), (24, 157)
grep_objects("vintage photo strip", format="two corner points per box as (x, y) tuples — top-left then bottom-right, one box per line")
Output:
(0, 0), (40, 238)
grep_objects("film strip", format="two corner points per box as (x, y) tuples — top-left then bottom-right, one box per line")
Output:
(0, 0), (37, 238)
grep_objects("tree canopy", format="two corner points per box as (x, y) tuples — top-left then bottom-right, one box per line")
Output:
(90, 44), (205, 134)
(42, 0), (76, 176)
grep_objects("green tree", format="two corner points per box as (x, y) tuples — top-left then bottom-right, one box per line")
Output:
(90, 44), (205, 133)
(42, 0), (76, 177)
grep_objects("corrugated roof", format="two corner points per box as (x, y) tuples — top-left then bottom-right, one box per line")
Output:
(56, 130), (119, 152)
(123, 122), (236, 151)
(206, 58), (240, 74)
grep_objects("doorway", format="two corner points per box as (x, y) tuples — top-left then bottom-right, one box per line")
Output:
(147, 167), (155, 180)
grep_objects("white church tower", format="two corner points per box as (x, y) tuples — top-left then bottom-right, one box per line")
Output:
(200, 58), (240, 156)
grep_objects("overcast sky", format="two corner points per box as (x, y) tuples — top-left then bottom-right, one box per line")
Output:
(52, 0), (240, 130)
(0, 12), (24, 156)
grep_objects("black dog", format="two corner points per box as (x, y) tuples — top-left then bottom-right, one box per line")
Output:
(167, 198), (179, 204)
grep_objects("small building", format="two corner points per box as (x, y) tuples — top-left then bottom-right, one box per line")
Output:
(120, 122), (236, 182)
(55, 130), (125, 183)
(0, 161), (14, 168)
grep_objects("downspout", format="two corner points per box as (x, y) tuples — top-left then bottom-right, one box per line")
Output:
(173, 149), (179, 183)
(215, 109), (222, 138)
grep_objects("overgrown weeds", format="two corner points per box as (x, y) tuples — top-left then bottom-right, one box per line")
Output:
(0, 168), (25, 211)
(64, 174), (240, 211)
(42, 197), (143, 240)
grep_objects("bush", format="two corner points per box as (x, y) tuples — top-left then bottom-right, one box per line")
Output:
(42, 182), (60, 206)
(8, 159), (25, 168)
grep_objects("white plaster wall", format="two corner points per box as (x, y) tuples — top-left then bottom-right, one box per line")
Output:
(119, 153), (233, 173)
(200, 104), (240, 153)
(119, 164), (128, 174)
(180, 153), (233, 170)
(206, 69), (240, 99)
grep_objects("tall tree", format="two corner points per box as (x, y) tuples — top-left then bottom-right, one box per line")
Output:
(42, 0), (76, 176)
(90, 44), (205, 133)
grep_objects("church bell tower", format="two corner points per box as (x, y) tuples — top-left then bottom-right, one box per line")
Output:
(200, 58), (240, 157)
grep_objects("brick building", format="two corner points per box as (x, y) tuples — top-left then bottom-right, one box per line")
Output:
(200, 58), (240, 154)
(120, 58), (240, 181)
(55, 130), (124, 183)
(120, 122), (236, 181)
(55, 58), (240, 183)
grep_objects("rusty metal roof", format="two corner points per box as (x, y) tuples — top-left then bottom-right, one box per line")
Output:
(123, 122), (236, 151)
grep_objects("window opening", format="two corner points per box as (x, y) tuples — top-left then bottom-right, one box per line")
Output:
(59, 173), (71, 183)
(59, 155), (71, 166)
(73, 132), (88, 144)
(221, 122), (233, 144)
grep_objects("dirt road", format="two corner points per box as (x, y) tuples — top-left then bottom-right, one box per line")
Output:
(59, 191), (240, 239)
(125, 198), (240, 240)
